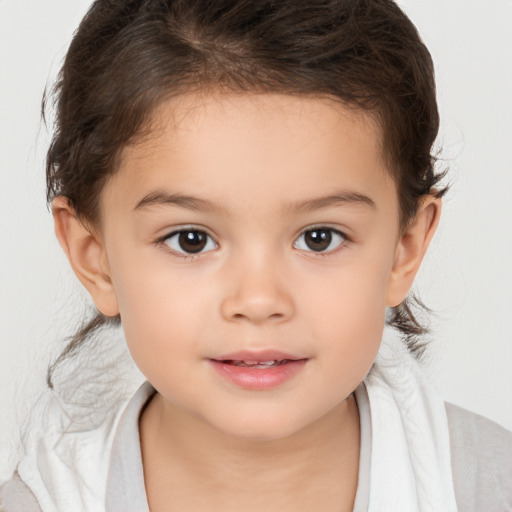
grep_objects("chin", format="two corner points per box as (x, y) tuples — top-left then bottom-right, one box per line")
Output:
(208, 411), (311, 443)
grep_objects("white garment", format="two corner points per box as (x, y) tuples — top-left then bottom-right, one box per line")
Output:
(16, 391), (125, 512)
(11, 336), (463, 511)
(364, 338), (458, 511)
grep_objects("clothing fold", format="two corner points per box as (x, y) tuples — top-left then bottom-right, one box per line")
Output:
(364, 336), (458, 511)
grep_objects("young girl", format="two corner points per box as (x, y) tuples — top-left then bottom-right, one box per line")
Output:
(1, 0), (511, 511)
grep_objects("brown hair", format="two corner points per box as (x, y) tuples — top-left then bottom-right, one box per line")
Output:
(45, 0), (446, 386)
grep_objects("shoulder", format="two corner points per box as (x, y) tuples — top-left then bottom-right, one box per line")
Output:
(0, 472), (41, 512)
(6, 381), (152, 511)
(445, 402), (512, 512)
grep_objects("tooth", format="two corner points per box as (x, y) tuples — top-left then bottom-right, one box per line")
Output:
(242, 360), (277, 366)
(231, 360), (280, 368)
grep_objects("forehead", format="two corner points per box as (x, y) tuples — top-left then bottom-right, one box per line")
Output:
(105, 92), (396, 216)
(131, 92), (385, 162)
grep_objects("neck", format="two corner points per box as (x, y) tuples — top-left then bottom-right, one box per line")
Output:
(139, 393), (361, 512)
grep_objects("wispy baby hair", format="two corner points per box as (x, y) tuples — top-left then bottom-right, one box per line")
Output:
(45, 0), (446, 385)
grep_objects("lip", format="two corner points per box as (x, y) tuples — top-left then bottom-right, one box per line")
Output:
(213, 349), (306, 362)
(208, 350), (308, 390)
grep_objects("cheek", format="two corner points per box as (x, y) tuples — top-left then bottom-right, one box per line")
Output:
(108, 249), (211, 368)
(299, 255), (390, 364)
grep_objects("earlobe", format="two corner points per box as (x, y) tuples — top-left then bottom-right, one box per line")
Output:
(52, 196), (120, 317)
(386, 196), (442, 307)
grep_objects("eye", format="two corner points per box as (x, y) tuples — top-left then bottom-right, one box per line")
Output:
(163, 229), (217, 255)
(294, 227), (346, 253)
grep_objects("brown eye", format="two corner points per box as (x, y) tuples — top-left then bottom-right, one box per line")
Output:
(164, 229), (217, 255)
(178, 231), (207, 253)
(294, 227), (345, 253)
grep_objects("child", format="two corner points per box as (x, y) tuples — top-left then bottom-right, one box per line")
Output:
(1, 0), (511, 511)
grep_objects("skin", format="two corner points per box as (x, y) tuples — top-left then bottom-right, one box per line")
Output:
(53, 93), (441, 511)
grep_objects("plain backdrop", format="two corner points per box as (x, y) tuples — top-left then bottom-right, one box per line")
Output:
(1, 0), (511, 482)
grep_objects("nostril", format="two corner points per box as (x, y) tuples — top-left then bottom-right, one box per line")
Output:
(230, 310), (285, 322)
(220, 289), (295, 324)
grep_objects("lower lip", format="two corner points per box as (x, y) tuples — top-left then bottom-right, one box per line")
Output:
(208, 359), (308, 390)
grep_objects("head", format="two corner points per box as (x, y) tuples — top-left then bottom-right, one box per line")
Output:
(47, 0), (444, 438)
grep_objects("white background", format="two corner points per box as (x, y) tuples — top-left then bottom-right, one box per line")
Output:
(1, 0), (511, 482)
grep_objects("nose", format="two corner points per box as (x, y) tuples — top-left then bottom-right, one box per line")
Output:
(220, 256), (295, 324)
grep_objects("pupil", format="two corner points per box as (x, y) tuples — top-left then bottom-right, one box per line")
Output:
(178, 231), (207, 253)
(305, 229), (331, 251)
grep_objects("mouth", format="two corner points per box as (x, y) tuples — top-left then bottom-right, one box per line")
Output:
(218, 359), (300, 368)
(208, 351), (308, 390)
(212, 350), (307, 363)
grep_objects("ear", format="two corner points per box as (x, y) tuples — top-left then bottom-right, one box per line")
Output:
(52, 196), (119, 317)
(386, 195), (442, 307)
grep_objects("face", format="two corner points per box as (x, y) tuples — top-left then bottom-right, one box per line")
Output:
(99, 93), (402, 441)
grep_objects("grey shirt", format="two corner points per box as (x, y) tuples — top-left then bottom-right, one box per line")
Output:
(2, 383), (511, 511)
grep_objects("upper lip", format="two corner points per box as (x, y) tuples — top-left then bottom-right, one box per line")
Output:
(211, 350), (307, 362)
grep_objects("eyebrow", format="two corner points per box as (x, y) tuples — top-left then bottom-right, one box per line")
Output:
(134, 189), (376, 213)
(134, 190), (225, 213)
(288, 190), (376, 212)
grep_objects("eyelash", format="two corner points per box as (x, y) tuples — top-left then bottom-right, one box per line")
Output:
(156, 226), (218, 259)
(156, 225), (349, 259)
(294, 225), (348, 257)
